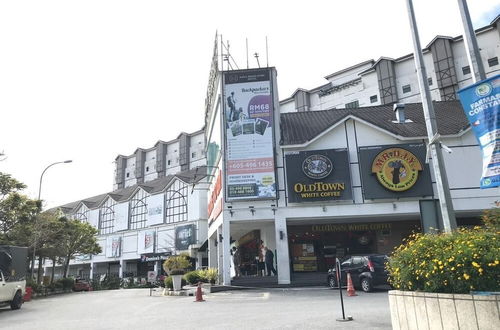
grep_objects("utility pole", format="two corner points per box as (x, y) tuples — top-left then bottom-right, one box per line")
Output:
(457, 0), (486, 83)
(406, 0), (458, 233)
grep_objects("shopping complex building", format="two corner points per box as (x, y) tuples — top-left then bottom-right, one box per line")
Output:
(45, 17), (499, 285)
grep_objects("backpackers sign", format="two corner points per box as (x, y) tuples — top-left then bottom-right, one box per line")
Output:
(285, 148), (352, 203)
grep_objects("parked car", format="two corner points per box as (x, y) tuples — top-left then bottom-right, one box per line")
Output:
(326, 254), (389, 292)
(73, 278), (91, 292)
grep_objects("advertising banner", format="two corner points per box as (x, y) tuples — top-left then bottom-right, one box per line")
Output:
(285, 149), (352, 203)
(114, 202), (129, 232)
(458, 75), (500, 188)
(175, 224), (195, 251)
(105, 236), (121, 258)
(223, 68), (277, 201)
(137, 230), (155, 254)
(146, 194), (164, 226)
(358, 143), (433, 199)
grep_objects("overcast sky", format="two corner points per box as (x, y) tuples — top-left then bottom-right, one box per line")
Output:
(0, 0), (498, 209)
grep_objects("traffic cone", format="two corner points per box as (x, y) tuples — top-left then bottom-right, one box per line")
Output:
(346, 273), (357, 297)
(194, 282), (205, 302)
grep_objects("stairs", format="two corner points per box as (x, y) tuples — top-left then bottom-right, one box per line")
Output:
(230, 272), (327, 288)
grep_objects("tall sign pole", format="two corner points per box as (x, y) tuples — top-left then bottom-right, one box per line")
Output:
(457, 0), (486, 83)
(406, 0), (457, 233)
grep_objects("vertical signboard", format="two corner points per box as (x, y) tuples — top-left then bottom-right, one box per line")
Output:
(106, 236), (121, 258)
(175, 224), (195, 251)
(458, 74), (500, 188)
(223, 68), (277, 201)
(138, 230), (155, 254)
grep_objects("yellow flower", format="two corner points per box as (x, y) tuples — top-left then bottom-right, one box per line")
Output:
(463, 273), (470, 280)
(472, 261), (480, 268)
(478, 268), (483, 274)
(495, 260), (499, 265)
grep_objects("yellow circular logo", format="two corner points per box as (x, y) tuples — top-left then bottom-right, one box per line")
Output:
(371, 148), (423, 192)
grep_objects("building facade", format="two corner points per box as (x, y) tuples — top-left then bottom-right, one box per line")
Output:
(280, 16), (500, 113)
(44, 131), (209, 281)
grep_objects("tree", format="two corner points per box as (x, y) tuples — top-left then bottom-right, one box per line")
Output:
(58, 218), (101, 278)
(0, 172), (40, 242)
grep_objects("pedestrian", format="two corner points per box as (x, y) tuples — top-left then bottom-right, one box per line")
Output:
(264, 247), (277, 276)
(232, 246), (241, 278)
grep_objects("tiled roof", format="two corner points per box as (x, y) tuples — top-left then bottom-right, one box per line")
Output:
(53, 166), (208, 212)
(280, 101), (469, 146)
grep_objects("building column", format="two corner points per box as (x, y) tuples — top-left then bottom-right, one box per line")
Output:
(274, 214), (291, 285)
(221, 219), (231, 285)
(197, 252), (203, 269)
(89, 262), (94, 280)
(208, 234), (217, 269)
(119, 259), (125, 278)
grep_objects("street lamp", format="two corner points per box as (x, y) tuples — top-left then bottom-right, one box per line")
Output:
(32, 160), (73, 279)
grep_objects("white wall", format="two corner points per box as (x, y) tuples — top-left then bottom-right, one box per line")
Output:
(124, 156), (137, 188)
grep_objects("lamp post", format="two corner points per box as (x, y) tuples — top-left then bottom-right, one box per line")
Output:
(32, 160), (73, 279)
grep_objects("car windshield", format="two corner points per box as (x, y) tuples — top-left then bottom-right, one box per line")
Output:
(370, 255), (388, 266)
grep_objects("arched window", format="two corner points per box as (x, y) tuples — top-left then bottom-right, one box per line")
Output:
(130, 189), (148, 230)
(73, 204), (89, 223)
(165, 180), (188, 224)
(99, 197), (116, 235)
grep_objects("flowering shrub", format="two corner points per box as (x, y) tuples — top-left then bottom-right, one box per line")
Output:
(387, 227), (499, 294)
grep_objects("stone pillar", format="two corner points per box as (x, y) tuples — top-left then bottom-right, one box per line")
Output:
(89, 262), (94, 280)
(197, 252), (203, 269)
(274, 214), (291, 284)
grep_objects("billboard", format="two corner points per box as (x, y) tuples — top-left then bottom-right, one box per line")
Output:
(358, 143), (433, 199)
(175, 224), (195, 251)
(285, 149), (352, 203)
(458, 74), (500, 188)
(137, 230), (155, 254)
(222, 68), (277, 201)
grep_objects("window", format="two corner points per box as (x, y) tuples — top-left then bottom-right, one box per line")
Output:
(99, 198), (116, 235)
(462, 66), (471, 75)
(191, 152), (196, 159)
(370, 95), (378, 103)
(402, 84), (411, 94)
(345, 100), (359, 109)
(167, 160), (171, 166)
(126, 172), (130, 178)
(73, 206), (89, 223)
(427, 77), (433, 86)
(130, 189), (148, 230)
(146, 166), (149, 172)
(488, 57), (498, 67)
(165, 180), (188, 224)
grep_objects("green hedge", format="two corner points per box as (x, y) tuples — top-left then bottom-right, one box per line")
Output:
(387, 227), (500, 294)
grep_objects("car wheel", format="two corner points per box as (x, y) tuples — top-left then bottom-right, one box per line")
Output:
(10, 291), (23, 310)
(328, 276), (337, 288)
(360, 277), (373, 292)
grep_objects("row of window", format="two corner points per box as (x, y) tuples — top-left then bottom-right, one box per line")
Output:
(463, 57), (498, 75)
(74, 182), (189, 235)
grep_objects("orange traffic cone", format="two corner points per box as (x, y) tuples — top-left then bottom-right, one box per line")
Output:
(346, 273), (357, 297)
(194, 282), (205, 302)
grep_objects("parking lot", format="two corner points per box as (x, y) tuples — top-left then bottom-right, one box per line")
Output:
(0, 287), (392, 330)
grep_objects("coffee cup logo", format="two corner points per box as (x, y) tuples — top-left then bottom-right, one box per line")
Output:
(371, 148), (423, 192)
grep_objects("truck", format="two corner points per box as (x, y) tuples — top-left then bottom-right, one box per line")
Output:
(0, 245), (28, 310)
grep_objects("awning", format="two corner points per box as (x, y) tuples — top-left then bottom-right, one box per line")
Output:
(198, 239), (208, 252)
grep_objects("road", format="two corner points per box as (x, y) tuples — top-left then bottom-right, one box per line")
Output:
(0, 287), (392, 329)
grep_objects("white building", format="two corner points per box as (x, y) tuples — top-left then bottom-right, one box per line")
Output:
(45, 130), (209, 281)
(280, 16), (500, 113)
(204, 19), (500, 287)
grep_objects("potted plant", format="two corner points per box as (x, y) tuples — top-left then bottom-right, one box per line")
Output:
(162, 254), (191, 291)
(385, 206), (500, 329)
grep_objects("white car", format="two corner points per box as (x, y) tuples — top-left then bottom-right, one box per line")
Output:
(0, 269), (25, 310)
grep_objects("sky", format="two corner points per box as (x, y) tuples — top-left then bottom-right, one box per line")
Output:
(0, 0), (499, 209)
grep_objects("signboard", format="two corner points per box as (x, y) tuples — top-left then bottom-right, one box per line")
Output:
(140, 252), (172, 263)
(147, 271), (157, 283)
(114, 202), (129, 231)
(146, 194), (164, 226)
(358, 144), (433, 199)
(223, 68), (277, 201)
(285, 149), (352, 203)
(458, 74), (500, 188)
(106, 236), (121, 258)
(138, 230), (155, 254)
(175, 224), (195, 251)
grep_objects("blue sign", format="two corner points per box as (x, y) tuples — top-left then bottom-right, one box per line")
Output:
(458, 75), (500, 188)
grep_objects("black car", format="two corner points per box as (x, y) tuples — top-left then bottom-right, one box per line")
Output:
(326, 254), (389, 292)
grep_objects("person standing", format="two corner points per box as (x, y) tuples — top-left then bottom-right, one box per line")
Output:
(227, 92), (236, 122)
(264, 247), (277, 276)
(232, 246), (241, 278)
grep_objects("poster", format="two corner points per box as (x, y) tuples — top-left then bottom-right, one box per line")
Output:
(458, 74), (500, 188)
(223, 68), (277, 201)
(138, 230), (155, 254)
(175, 224), (195, 251)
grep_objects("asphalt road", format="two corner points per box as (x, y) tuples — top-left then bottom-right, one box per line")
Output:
(0, 287), (392, 330)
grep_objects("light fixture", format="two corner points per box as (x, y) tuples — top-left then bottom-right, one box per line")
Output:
(228, 205), (234, 217)
(249, 206), (255, 215)
(219, 234), (223, 242)
(271, 204), (277, 215)
(279, 230), (284, 240)
(322, 206), (327, 212)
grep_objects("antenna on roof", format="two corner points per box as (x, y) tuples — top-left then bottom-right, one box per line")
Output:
(254, 52), (260, 68)
(246, 38), (249, 69)
(265, 36), (269, 67)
